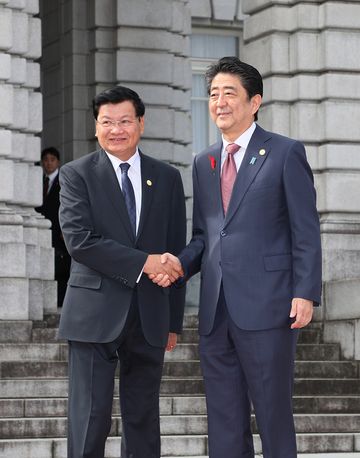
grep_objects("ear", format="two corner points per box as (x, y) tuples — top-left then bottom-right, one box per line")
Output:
(251, 94), (262, 115)
(139, 116), (145, 135)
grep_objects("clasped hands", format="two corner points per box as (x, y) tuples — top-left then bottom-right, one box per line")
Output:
(143, 253), (182, 288)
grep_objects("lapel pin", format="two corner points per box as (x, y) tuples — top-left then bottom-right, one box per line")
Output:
(259, 149), (266, 156)
(146, 180), (152, 186)
(249, 156), (257, 165)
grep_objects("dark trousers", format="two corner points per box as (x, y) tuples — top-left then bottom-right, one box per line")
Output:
(54, 248), (71, 307)
(199, 288), (298, 458)
(67, 295), (165, 458)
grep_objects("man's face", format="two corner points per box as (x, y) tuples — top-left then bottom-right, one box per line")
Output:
(208, 72), (262, 142)
(95, 101), (144, 161)
(42, 154), (60, 175)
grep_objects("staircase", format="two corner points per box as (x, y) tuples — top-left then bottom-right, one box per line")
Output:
(0, 313), (360, 457)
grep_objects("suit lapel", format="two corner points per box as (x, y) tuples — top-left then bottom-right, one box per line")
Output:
(203, 141), (223, 216)
(92, 149), (135, 241)
(136, 152), (158, 242)
(224, 125), (272, 227)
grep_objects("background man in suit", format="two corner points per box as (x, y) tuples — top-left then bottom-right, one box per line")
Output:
(58, 86), (186, 458)
(154, 57), (322, 457)
(35, 147), (71, 307)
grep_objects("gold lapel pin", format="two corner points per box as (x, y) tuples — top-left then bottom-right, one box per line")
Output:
(146, 180), (152, 186)
(259, 149), (266, 156)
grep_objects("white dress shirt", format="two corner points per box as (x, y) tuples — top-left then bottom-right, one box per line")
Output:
(105, 149), (144, 282)
(46, 168), (59, 193)
(105, 149), (142, 234)
(221, 122), (257, 173)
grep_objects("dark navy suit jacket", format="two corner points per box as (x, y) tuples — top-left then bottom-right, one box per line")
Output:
(57, 149), (186, 346)
(180, 124), (322, 335)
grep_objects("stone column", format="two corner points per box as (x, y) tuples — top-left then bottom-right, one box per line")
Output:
(0, 0), (56, 320)
(242, 0), (360, 359)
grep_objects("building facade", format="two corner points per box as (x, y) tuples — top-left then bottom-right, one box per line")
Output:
(0, 0), (359, 359)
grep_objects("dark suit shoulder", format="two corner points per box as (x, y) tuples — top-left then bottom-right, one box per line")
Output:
(62, 150), (100, 171)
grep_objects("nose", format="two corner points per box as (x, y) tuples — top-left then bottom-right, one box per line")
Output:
(110, 121), (124, 132)
(216, 93), (227, 107)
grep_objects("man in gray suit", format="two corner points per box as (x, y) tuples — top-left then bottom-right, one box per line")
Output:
(58, 86), (186, 458)
(153, 58), (322, 457)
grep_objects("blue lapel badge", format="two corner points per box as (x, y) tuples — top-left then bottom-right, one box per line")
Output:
(249, 156), (257, 165)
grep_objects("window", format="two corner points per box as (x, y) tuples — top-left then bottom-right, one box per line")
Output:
(191, 32), (239, 154)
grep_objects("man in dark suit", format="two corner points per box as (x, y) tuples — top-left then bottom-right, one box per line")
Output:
(35, 147), (71, 307)
(57, 86), (186, 458)
(153, 57), (322, 457)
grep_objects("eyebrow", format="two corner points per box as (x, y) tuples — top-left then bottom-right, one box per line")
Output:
(210, 85), (237, 92)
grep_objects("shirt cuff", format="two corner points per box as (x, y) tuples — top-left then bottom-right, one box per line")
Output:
(136, 267), (144, 283)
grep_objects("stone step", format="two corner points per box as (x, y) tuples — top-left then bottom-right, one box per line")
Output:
(293, 379), (360, 396)
(1, 376), (359, 398)
(0, 342), (340, 362)
(31, 325), (322, 345)
(31, 328), (61, 343)
(293, 395), (360, 414)
(294, 361), (359, 378)
(0, 344), (67, 362)
(0, 321), (33, 343)
(1, 359), (357, 379)
(0, 433), (359, 457)
(1, 413), (360, 439)
(2, 395), (360, 419)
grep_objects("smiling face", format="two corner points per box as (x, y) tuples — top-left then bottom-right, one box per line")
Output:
(95, 101), (145, 161)
(208, 72), (262, 142)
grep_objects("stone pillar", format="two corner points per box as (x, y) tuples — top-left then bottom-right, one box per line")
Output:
(0, 0), (56, 320)
(242, 0), (360, 359)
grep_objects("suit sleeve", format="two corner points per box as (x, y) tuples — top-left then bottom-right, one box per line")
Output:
(178, 156), (206, 280)
(283, 142), (322, 304)
(59, 164), (148, 288)
(168, 170), (187, 333)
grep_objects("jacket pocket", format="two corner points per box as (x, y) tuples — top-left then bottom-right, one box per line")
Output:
(263, 254), (292, 271)
(68, 273), (102, 290)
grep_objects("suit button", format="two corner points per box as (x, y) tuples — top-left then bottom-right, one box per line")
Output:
(220, 230), (226, 237)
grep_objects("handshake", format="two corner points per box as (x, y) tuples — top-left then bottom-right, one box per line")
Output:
(143, 253), (183, 287)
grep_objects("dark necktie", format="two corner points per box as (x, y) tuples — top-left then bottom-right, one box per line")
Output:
(120, 163), (136, 234)
(221, 143), (240, 214)
(43, 176), (49, 202)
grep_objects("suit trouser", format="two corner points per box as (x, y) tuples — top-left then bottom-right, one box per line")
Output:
(67, 294), (165, 458)
(199, 288), (298, 458)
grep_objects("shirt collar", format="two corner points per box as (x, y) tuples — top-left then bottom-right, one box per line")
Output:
(47, 168), (59, 181)
(222, 122), (256, 152)
(105, 148), (140, 172)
